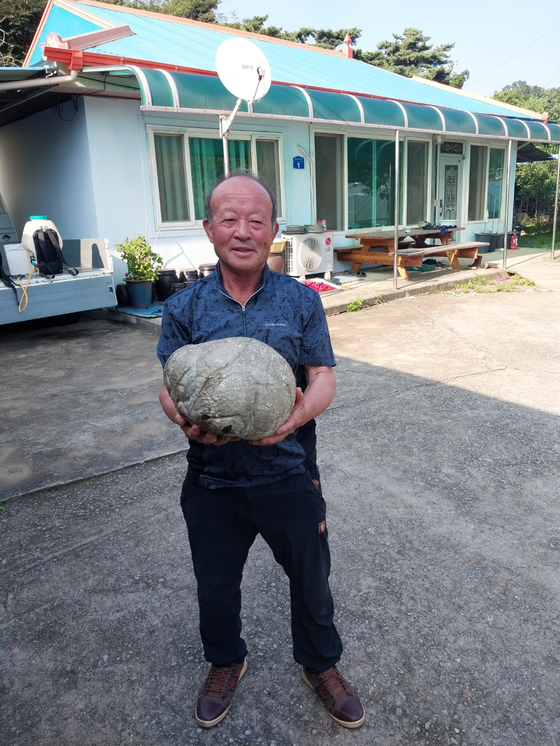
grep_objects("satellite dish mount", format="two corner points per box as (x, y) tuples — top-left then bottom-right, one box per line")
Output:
(215, 39), (272, 176)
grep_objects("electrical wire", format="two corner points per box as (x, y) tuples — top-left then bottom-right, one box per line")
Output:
(543, 66), (560, 89)
(465, 20), (560, 86)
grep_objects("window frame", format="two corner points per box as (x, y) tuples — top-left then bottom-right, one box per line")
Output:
(147, 125), (285, 230)
(466, 142), (507, 224)
(313, 130), (346, 230)
(148, 125), (195, 229)
(312, 127), (432, 232)
(487, 147), (506, 221)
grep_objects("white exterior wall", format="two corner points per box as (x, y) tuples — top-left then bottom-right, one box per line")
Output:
(83, 97), (147, 245)
(0, 93), (521, 283)
(0, 98), (97, 241)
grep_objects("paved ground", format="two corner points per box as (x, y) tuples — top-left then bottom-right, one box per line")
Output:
(1, 257), (559, 746)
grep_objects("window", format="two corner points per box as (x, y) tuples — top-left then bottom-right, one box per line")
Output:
(347, 137), (405, 229)
(189, 138), (251, 220)
(468, 145), (487, 221)
(468, 145), (505, 222)
(315, 134), (344, 230)
(256, 139), (282, 218)
(406, 141), (428, 224)
(154, 134), (190, 223)
(314, 133), (426, 231)
(487, 148), (504, 219)
(149, 128), (283, 226)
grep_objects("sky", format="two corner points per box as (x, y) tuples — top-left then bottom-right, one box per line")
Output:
(216, 0), (560, 98)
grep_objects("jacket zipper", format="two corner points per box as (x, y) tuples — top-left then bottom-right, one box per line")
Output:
(218, 286), (264, 336)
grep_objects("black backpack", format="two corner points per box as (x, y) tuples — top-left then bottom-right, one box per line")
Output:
(33, 229), (78, 277)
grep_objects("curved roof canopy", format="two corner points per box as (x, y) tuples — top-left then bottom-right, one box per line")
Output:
(100, 66), (560, 143)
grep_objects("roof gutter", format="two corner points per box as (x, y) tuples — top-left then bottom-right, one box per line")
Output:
(0, 69), (78, 92)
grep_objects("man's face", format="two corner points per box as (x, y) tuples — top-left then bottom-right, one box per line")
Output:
(203, 176), (279, 277)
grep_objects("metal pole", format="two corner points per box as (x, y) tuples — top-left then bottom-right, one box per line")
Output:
(219, 97), (243, 178)
(393, 129), (400, 291)
(502, 139), (513, 272)
(222, 131), (230, 177)
(551, 147), (560, 259)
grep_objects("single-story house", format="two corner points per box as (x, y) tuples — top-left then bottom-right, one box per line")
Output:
(0, 0), (558, 284)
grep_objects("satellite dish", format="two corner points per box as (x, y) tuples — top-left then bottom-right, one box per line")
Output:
(216, 38), (271, 104)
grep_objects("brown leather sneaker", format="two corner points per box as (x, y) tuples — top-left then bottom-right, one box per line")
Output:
(195, 659), (247, 728)
(302, 665), (365, 729)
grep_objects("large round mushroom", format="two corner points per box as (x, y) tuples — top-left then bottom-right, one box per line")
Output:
(164, 337), (296, 440)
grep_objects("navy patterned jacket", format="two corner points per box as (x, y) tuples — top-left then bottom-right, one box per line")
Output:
(157, 263), (336, 488)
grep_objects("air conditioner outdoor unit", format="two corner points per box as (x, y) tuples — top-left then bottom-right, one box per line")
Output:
(283, 233), (333, 278)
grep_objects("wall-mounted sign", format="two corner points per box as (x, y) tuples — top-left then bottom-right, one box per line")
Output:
(293, 156), (305, 169)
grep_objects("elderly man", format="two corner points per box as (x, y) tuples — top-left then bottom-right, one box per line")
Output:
(157, 171), (364, 730)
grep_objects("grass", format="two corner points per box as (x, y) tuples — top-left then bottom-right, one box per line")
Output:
(517, 219), (557, 250)
(517, 232), (555, 250)
(452, 274), (536, 293)
(346, 297), (364, 312)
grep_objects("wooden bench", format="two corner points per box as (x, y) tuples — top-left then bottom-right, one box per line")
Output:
(335, 241), (489, 280)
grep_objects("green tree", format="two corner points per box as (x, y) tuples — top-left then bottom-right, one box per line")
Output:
(493, 82), (560, 223)
(354, 27), (469, 88)
(225, 15), (361, 50)
(156, 0), (219, 22)
(104, 0), (219, 21)
(493, 80), (560, 121)
(0, 0), (47, 66)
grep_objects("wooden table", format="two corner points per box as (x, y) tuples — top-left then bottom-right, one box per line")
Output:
(336, 227), (486, 279)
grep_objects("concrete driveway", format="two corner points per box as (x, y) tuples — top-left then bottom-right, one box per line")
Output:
(1, 268), (559, 746)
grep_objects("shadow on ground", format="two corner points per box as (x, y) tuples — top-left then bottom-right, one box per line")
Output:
(1, 340), (558, 745)
(0, 318), (186, 499)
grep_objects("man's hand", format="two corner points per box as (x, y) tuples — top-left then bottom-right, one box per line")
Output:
(249, 388), (306, 446)
(159, 384), (239, 446)
(249, 366), (336, 447)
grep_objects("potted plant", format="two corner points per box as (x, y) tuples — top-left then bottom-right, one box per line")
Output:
(115, 236), (163, 309)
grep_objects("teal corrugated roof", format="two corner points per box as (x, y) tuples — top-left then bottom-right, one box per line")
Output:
(31, 0), (552, 124)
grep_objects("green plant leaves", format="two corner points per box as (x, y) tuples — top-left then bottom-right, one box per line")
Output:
(115, 236), (163, 281)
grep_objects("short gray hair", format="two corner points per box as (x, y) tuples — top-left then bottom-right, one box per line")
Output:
(204, 170), (278, 227)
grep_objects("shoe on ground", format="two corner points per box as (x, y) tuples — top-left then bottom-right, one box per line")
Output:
(195, 659), (247, 728)
(302, 665), (365, 729)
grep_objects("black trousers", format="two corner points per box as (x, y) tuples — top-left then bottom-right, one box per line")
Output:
(180, 467), (343, 673)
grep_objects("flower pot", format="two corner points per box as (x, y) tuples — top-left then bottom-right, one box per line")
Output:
(155, 269), (178, 301)
(116, 282), (131, 307)
(125, 279), (154, 309)
(198, 263), (216, 278)
(494, 233), (514, 250)
(474, 233), (492, 254)
(180, 269), (200, 283)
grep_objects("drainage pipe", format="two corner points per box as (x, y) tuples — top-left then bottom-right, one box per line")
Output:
(0, 69), (78, 91)
(297, 144), (316, 223)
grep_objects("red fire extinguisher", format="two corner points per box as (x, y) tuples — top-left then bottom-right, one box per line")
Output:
(510, 233), (518, 250)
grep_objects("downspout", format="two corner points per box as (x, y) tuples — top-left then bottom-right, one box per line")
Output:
(0, 69), (78, 91)
(297, 143), (316, 223)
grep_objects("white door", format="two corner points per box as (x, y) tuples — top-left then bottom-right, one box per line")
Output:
(437, 154), (463, 225)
